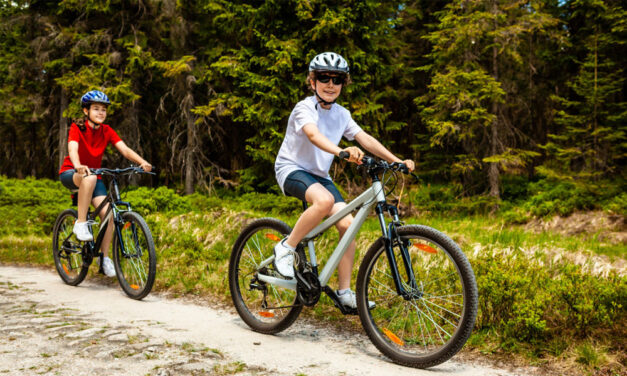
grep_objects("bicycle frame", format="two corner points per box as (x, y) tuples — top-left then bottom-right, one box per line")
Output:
(257, 176), (418, 297)
(84, 176), (133, 258)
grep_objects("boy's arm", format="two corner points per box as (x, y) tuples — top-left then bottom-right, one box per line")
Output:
(302, 123), (363, 163)
(354, 132), (415, 171)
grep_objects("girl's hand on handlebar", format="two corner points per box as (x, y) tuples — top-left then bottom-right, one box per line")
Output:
(76, 165), (90, 176)
(139, 162), (152, 172)
(341, 147), (364, 165)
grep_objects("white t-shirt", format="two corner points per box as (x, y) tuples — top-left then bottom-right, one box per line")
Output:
(275, 96), (363, 193)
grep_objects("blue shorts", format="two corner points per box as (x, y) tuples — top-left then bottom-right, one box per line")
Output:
(59, 170), (107, 198)
(283, 170), (344, 204)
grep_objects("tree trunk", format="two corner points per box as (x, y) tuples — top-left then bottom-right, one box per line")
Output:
(57, 90), (68, 170)
(488, 1), (501, 199)
(184, 111), (196, 195)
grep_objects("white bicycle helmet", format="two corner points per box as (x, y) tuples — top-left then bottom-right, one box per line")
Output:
(309, 52), (349, 73)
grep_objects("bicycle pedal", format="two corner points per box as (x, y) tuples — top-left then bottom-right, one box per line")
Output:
(334, 303), (358, 315)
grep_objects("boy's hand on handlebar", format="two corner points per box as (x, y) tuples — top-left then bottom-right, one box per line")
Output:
(402, 159), (415, 172)
(341, 147), (364, 165)
(140, 162), (152, 172)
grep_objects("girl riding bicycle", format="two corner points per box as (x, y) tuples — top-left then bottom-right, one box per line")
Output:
(58, 90), (152, 277)
(274, 52), (415, 309)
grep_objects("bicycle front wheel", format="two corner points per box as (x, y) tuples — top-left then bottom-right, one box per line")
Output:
(228, 218), (304, 334)
(112, 211), (156, 300)
(356, 225), (478, 368)
(52, 209), (89, 286)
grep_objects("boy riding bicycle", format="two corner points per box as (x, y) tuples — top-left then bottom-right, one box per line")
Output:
(58, 90), (152, 277)
(274, 52), (415, 309)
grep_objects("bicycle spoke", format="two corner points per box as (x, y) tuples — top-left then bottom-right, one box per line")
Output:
(419, 299), (450, 341)
(421, 271), (457, 289)
(422, 293), (463, 307)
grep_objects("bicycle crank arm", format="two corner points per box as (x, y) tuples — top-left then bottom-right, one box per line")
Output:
(323, 286), (357, 315)
(257, 274), (297, 291)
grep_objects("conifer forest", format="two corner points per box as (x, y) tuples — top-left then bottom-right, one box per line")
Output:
(0, 0), (625, 200)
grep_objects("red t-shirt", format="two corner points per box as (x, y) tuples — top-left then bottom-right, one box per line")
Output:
(59, 121), (122, 174)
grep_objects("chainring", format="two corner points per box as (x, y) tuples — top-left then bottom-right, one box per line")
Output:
(296, 271), (321, 307)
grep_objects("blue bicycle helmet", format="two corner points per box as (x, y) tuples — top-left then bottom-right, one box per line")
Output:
(80, 90), (111, 108)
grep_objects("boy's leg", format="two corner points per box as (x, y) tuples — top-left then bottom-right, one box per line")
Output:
(329, 202), (356, 291)
(285, 183), (335, 248)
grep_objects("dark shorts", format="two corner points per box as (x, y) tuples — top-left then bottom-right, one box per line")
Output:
(59, 170), (107, 198)
(283, 170), (344, 204)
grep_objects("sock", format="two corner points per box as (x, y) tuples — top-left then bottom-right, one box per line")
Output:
(281, 239), (296, 251)
(337, 288), (350, 296)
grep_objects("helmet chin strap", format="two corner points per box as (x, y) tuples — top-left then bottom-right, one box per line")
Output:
(86, 117), (101, 129)
(314, 83), (336, 109)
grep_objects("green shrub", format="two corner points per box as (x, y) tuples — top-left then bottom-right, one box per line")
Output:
(233, 192), (302, 216)
(605, 192), (627, 215)
(473, 250), (627, 346)
(407, 183), (499, 215)
(122, 186), (192, 215)
(521, 179), (625, 217)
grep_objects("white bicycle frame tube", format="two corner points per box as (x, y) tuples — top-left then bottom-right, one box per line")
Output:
(257, 180), (386, 290)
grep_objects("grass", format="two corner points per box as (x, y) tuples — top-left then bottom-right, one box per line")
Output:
(0, 176), (625, 374)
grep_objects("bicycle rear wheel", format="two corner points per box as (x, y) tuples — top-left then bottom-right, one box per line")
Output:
(112, 211), (156, 300)
(229, 218), (304, 334)
(356, 225), (478, 368)
(52, 209), (89, 285)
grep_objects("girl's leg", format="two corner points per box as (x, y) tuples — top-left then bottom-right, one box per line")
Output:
(285, 183), (335, 248)
(72, 173), (97, 222)
(92, 195), (113, 258)
(329, 202), (356, 291)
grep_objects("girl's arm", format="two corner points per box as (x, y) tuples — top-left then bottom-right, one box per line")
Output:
(68, 141), (90, 175)
(114, 141), (152, 172)
(354, 132), (415, 172)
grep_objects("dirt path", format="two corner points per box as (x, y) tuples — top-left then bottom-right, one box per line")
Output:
(0, 265), (522, 376)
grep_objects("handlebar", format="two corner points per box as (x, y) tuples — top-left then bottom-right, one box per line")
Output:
(89, 166), (156, 176)
(338, 152), (411, 175)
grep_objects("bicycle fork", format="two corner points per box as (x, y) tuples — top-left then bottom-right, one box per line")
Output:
(376, 203), (420, 300)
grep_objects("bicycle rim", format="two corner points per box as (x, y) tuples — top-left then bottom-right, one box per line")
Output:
(229, 218), (303, 333)
(52, 210), (87, 285)
(358, 226), (477, 368)
(114, 212), (156, 299)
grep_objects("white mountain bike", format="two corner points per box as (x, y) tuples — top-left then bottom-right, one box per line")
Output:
(228, 153), (478, 368)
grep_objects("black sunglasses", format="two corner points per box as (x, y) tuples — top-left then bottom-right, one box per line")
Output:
(316, 74), (345, 85)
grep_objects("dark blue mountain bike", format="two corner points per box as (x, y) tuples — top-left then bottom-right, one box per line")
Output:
(52, 167), (156, 300)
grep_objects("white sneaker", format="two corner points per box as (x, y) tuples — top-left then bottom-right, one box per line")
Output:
(273, 239), (295, 278)
(337, 289), (375, 309)
(102, 257), (116, 277)
(73, 221), (93, 242)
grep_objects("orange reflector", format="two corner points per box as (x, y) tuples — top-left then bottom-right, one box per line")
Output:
(130, 284), (140, 290)
(258, 311), (275, 318)
(383, 328), (405, 346)
(264, 233), (281, 242)
(62, 264), (70, 274)
(123, 222), (131, 230)
(412, 244), (437, 254)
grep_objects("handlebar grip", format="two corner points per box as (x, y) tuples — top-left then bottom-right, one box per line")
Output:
(338, 151), (349, 160)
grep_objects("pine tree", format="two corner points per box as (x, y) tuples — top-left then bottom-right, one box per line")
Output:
(419, 0), (560, 198)
(544, 0), (626, 180)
